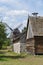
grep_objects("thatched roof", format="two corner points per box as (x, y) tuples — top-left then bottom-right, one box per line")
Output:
(30, 16), (43, 36)
(27, 16), (43, 39)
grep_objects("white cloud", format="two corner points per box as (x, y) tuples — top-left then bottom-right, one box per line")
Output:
(19, 19), (27, 32)
(0, 0), (12, 3)
(0, 6), (28, 17)
(23, 20), (27, 27)
(3, 16), (15, 24)
(0, 6), (9, 18)
(6, 10), (28, 16)
(0, 6), (8, 12)
(0, 0), (29, 32)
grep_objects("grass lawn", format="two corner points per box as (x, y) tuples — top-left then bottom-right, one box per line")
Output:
(0, 50), (43, 65)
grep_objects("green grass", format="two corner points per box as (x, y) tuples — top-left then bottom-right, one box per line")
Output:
(0, 50), (43, 65)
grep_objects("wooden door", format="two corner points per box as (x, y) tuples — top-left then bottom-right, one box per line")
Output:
(35, 36), (43, 54)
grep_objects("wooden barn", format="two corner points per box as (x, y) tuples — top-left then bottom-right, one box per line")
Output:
(26, 15), (43, 55)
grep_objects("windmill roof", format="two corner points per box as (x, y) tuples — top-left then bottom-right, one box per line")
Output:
(13, 30), (27, 42)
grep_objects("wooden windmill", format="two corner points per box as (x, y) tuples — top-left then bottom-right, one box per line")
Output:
(3, 22), (22, 42)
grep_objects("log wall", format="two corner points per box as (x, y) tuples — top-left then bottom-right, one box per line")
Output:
(26, 38), (35, 54)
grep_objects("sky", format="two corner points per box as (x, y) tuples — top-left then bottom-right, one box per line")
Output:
(0, 0), (43, 32)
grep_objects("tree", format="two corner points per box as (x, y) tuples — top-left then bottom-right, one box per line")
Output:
(0, 22), (7, 49)
(22, 27), (27, 33)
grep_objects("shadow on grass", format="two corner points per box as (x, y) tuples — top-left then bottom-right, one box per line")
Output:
(0, 50), (27, 61)
(0, 55), (26, 61)
(0, 58), (7, 61)
(0, 52), (5, 54)
(0, 55), (26, 59)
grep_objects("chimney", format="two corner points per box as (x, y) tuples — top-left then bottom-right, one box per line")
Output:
(32, 12), (38, 17)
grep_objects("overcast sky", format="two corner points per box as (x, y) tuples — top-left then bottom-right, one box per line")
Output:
(0, 0), (43, 31)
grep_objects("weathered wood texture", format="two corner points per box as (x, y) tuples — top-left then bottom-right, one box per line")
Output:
(26, 38), (35, 54)
(13, 31), (27, 53)
(26, 36), (43, 55)
(26, 16), (43, 55)
(35, 36), (43, 54)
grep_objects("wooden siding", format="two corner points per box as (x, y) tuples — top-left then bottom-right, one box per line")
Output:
(26, 38), (35, 54)
(35, 36), (43, 54)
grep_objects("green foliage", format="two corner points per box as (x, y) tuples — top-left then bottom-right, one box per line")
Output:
(22, 27), (27, 33)
(5, 38), (11, 46)
(0, 22), (7, 49)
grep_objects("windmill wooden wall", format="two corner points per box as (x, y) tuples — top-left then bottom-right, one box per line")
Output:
(13, 31), (26, 53)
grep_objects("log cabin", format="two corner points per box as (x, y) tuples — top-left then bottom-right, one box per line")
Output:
(26, 15), (43, 55)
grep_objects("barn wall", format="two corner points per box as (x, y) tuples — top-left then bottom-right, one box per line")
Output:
(35, 36), (43, 54)
(26, 38), (35, 54)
